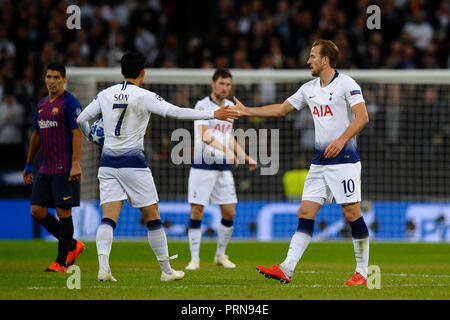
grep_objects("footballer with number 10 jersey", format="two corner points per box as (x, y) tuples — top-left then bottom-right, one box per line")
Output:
(234, 40), (370, 286)
(287, 70), (365, 205)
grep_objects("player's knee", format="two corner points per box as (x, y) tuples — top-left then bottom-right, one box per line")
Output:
(341, 204), (361, 222)
(297, 206), (315, 219)
(222, 211), (235, 221)
(30, 207), (46, 220)
(190, 204), (204, 220)
(56, 206), (72, 218)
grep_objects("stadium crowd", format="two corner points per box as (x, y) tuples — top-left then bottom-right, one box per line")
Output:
(0, 0), (449, 200)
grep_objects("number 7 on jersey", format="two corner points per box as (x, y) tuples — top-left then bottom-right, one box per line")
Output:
(113, 103), (128, 136)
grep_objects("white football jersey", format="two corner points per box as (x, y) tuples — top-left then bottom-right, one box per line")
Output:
(79, 81), (214, 168)
(192, 96), (234, 169)
(287, 71), (365, 165)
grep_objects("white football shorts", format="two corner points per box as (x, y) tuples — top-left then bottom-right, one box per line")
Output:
(98, 167), (158, 208)
(188, 168), (237, 206)
(301, 162), (362, 205)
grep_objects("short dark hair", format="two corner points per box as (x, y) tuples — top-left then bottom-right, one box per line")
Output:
(212, 68), (232, 81)
(46, 63), (66, 78)
(121, 51), (146, 79)
(311, 39), (339, 68)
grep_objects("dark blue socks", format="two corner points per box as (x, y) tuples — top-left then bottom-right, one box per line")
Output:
(349, 217), (369, 239)
(297, 218), (315, 237)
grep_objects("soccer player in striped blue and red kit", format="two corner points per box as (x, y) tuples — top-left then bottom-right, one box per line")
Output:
(23, 63), (85, 272)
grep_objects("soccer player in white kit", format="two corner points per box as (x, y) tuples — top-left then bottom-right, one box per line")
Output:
(185, 69), (257, 271)
(234, 40), (370, 285)
(77, 52), (239, 282)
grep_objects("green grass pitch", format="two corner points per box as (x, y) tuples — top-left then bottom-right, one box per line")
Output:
(0, 240), (449, 300)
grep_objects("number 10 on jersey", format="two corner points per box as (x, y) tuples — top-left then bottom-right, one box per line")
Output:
(113, 103), (128, 136)
(341, 179), (355, 195)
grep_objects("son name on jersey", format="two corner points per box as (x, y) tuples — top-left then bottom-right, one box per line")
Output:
(114, 93), (129, 101)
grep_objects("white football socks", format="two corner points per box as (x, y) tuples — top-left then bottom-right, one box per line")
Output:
(216, 224), (233, 257)
(280, 232), (312, 278)
(352, 237), (370, 278)
(188, 228), (202, 261)
(147, 227), (173, 274)
(96, 223), (114, 273)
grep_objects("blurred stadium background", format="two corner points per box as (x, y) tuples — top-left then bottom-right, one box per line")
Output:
(0, 0), (449, 243)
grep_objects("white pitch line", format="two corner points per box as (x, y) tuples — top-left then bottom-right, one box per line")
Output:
(383, 273), (450, 278)
(149, 283), (450, 289)
(27, 285), (131, 290)
(27, 282), (450, 291)
(300, 270), (450, 278)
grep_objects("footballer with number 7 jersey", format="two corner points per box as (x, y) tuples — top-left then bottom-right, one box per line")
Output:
(233, 40), (370, 285)
(76, 51), (239, 283)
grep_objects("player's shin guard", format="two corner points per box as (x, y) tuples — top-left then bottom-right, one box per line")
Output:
(38, 213), (77, 250)
(349, 217), (370, 279)
(188, 219), (202, 261)
(147, 219), (173, 274)
(96, 218), (116, 273)
(38, 212), (60, 239)
(56, 216), (74, 266)
(216, 219), (233, 257)
(280, 218), (314, 278)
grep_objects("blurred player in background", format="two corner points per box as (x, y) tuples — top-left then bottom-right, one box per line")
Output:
(23, 63), (85, 273)
(234, 40), (370, 285)
(186, 69), (257, 271)
(77, 52), (239, 282)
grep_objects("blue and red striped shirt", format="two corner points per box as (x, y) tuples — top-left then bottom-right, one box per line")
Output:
(32, 91), (82, 174)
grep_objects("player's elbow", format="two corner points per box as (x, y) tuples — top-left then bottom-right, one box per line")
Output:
(357, 111), (369, 127)
(278, 102), (294, 117)
(363, 113), (369, 126)
(278, 109), (289, 117)
(76, 118), (83, 128)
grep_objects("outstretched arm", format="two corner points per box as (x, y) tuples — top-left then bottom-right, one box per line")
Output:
(233, 97), (296, 118)
(165, 105), (239, 122)
(144, 92), (239, 122)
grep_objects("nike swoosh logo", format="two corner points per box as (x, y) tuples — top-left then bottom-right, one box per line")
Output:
(309, 96), (315, 99)
(346, 194), (354, 197)
(63, 196), (72, 200)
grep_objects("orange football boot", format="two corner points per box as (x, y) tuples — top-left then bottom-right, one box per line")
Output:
(45, 261), (67, 273)
(344, 272), (367, 285)
(66, 240), (85, 266)
(256, 263), (291, 283)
